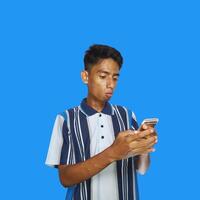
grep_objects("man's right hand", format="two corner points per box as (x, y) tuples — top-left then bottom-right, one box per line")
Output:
(109, 127), (157, 161)
(58, 126), (157, 187)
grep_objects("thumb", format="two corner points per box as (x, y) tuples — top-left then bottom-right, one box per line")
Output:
(138, 124), (148, 131)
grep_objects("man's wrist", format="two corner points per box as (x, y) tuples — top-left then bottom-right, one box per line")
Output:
(104, 146), (117, 163)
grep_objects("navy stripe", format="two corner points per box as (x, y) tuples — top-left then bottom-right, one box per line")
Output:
(114, 105), (126, 130)
(115, 106), (129, 200)
(127, 109), (132, 129)
(115, 105), (128, 129)
(115, 106), (139, 200)
(128, 158), (134, 199)
(79, 111), (90, 160)
(132, 117), (139, 130)
(60, 111), (68, 121)
(60, 120), (70, 165)
(68, 109), (81, 163)
(78, 111), (91, 200)
(74, 108), (85, 160)
(133, 160), (140, 200)
(111, 114), (124, 200)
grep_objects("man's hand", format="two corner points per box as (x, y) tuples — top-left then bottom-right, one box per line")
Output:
(58, 125), (158, 187)
(109, 126), (157, 161)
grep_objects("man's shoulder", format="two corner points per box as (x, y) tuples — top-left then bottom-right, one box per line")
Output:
(57, 105), (80, 121)
(111, 104), (132, 118)
(111, 103), (137, 121)
(111, 104), (131, 112)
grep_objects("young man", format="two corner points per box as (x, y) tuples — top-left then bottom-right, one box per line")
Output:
(45, 44), (158, 200)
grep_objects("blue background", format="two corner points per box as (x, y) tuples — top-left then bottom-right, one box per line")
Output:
(0, 0), (199, 199)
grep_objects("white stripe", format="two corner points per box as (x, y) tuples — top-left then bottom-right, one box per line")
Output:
(66, 137), (71, 164)
(77, 109), (88, 199)
(74, 108), (87, 200)
(122, 159), (128, 200)
(131, 110), (137, 131)
(131, 125), (136, 130)
(112, 106), (122, 131)
(78, 105), (88, 117)
(121, 160), (125, 200)
(115, 106), (130, 200)
(66, 110), (71, 133)
(114, 106), (126, 200)
(73, 108), (84, 159)
(114, 106), (126, 130)
(123, 106), (130, 129)
(82, 182), (87, 200)
(132, 111), (137, 122)
(123, 160), (127, 200)
(65, 110), (72, 165)
(77, 109), (86, 161)
(132, 158), (136, 200)
(125, 159), (129, 200)
(75, 108), (85, 160)
(80, 183), (83, 200)
(66, 110), (75, 165)
(110, 103), (115, 115)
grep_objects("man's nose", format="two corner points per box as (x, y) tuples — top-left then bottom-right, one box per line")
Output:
(106, 78), (115, 89)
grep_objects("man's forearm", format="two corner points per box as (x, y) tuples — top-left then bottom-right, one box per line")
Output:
(59, 128), (156, 186)
(58, 146), (115, 187)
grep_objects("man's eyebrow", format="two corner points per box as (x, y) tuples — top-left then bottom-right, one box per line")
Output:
(97, 70), (120, 76)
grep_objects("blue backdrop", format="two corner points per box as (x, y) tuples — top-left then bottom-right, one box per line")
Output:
(0, 0), (199, 199)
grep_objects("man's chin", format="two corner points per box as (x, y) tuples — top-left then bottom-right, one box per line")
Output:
(105, 93), (113, 99)
(104, 96), (112, 101)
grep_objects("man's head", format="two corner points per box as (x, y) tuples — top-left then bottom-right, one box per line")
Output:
(81, 44), (123, 103)
(83, 44), (123, 72)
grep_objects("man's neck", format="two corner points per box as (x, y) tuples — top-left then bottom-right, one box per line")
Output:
(86, 96), (106, 113)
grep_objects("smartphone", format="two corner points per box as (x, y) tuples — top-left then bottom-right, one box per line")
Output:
(138, 118), (159, 132)
(141, 118), (159, 128)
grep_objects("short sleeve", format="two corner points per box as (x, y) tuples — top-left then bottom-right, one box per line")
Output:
(45, 114), (66, 168)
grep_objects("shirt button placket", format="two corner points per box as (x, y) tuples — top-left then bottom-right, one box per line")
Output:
(99, 118), (104, 139)
(100, 117), (104, 139)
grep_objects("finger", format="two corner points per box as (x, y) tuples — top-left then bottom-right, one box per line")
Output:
(126, 129), (154, 142)
(118, 130), (133, 138)
(141, 124), (148, 130)
(119, 130), (139, 141)
(146, 131), (157, 138)
(144, 135), (158, 146)
(146, 133), (158, 142)
(136, 148), (155, 155)
(138, 124), (145, 131)
(129, 135), (157, 149)
(125, 128), (156, 143)
(130, 147), (155, 157)
(137, 128), (155, 139)
(138, 123), (154, 131)
(146, 140), (157, 149)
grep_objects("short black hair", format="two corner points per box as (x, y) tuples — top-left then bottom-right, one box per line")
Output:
(84, 44), (123, 72)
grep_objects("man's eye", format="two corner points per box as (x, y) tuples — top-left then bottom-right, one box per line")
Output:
(113, 77), (118, 81)
(99, 75), (106, 79)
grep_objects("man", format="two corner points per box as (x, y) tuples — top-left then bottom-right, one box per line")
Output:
(45, 44), (158, 200)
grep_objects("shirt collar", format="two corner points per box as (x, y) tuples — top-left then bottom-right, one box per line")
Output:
(80, 98), (114, 116)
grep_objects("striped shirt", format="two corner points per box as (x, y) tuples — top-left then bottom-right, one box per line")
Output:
(45, 98), (140, 200)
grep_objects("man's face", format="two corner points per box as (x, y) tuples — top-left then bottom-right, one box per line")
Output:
(85, 58), (120, 102)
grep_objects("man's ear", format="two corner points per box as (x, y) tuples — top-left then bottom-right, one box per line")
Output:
(81, 70), (88, 84)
